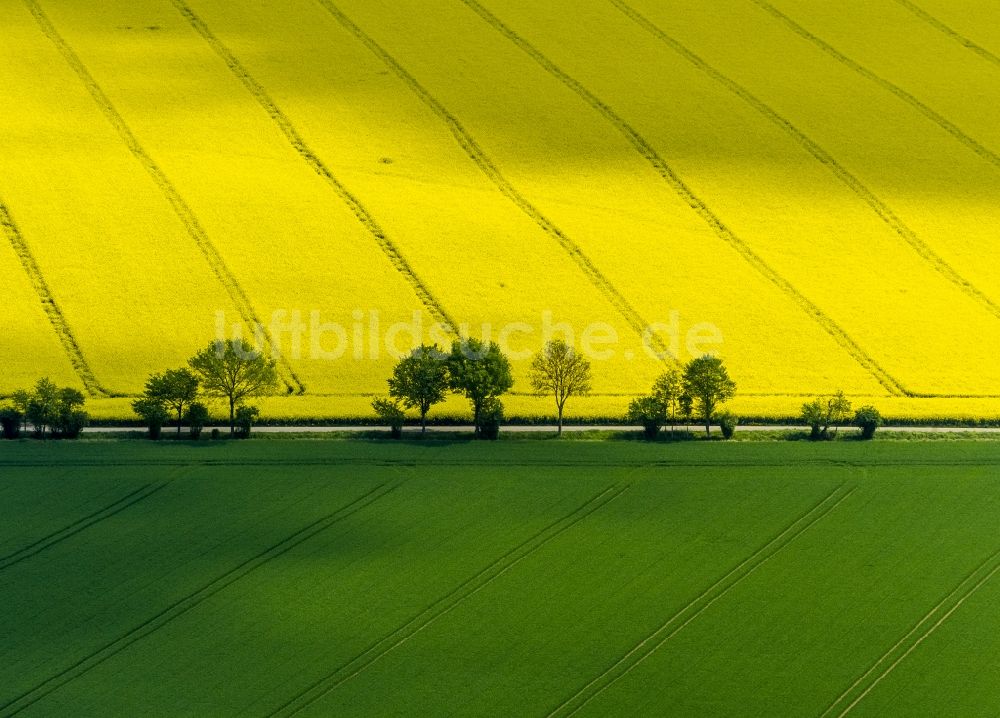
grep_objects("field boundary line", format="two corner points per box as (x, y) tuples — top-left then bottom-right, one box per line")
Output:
(821, 545), (1000, 717)
(170, 0), (458, 335)
(748, 0), (1000, 172)
(454, 0), (907, 396)
(610, 0), (1000, 322)
(0, 202), (110, 397)
(0, 483), (167, 571)
(547, 484), (856, 717)
(21, 0), (303, 395)
(268, 483), (631, 717)
(0, 480), (402, 716)
(314, 0), (680, 366)
(892, 0), (1000, 69)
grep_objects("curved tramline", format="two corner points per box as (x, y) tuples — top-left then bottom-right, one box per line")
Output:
(314, 0), (680, 367)
(0, 202), (109, 397)
(451, 0), (907, 396)
(608, 0), (1000, 324)
(21, 0), (304, 395)
(168, 0), (459, 338)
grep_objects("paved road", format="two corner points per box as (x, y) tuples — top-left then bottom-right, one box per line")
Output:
(82, 424), (1000, 434)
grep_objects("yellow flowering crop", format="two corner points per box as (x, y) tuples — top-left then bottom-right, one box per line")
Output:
(2, 0), (999, 420)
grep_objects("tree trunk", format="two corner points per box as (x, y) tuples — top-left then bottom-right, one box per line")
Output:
(177, 406), (183, 436)
(421, 409), (427, 435)
(557, 404), (563, 436)
(229, 397), (235, 435)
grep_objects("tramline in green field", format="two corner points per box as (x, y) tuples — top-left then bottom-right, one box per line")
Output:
(2, 440), (999, 716)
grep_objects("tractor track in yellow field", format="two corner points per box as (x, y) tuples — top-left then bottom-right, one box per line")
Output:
(748, 0), (1000, 171)
(170, 0), (460, 339)
(23, 0), (304, 395)
(891, 0), (1000, 69)
(316, 0), (682, 366)
(0, 201), (110, 397)
(453, 0), (909, 396)
(610, 0), (1000, 324)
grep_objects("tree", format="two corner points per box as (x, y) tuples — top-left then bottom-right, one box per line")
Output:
(626, 395), (666, 439)
(682, 355), (737, 436)
(388, 345), (449, 434)
(185, 402), (210, 440)
(189, 339), (278, 434)
(25, 378), (61, 439)
(447, 338), (513, 437)
(652, 369), (683, 436)
(11, 389), (30, 433)
(146, 368), (200, 436)
(529, 339), (592, 435)
(801, 391), (852, 440)
(679, 392), (694, 433)
(0, 406), (22, 439)
(53, 387), (87, 438)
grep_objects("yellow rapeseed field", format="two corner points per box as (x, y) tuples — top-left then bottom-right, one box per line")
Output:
(2, 0), (999, 420)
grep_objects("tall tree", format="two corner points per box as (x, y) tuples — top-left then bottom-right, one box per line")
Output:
(25, 378), (60, 439)
(146, 368), (200, 436)
(388, 345), (449, 434)
(529, 339), (591, 435)
(189, 339), (278, 434)
(682, 355), (737, 436)
(447, 338), (513, 437)
(652, 369), (683, 436)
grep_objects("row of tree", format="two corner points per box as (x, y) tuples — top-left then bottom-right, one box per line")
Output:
(0, 379), (88, 439)
(372, 339), (744, 439)
(132, 339), (278, 438)
(801, 392), (883, 440)
(374, 339), (884, 441)
(2, 337), (884, 441)
(372, 337), (514, 438)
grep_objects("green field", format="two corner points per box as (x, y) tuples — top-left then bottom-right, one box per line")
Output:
(2, 440), (1000, 716)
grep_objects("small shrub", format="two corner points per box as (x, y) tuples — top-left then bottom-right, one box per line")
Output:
(186, 402), (210, 440)
(854, 405), (883, 440)
(717, 412), (738, 440)
(55, 409), (88, 439)
(0, 408), (22, 439)
(234, 405), (260, 439)
(132, 397), (169, 440)
(211, 428), (221, 440)
(802, 391), (852, 440)
(372, 397), (405, 439)
(626, 395), (665, 440)
(479, 397), (503, 441)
